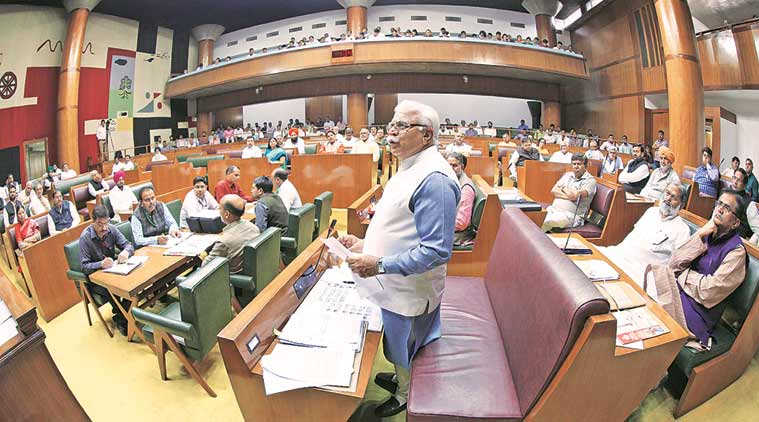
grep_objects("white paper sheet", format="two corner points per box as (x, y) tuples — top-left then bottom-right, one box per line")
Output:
(102, 255), (150, 275)
(321, 237), (353, 260)
(260, 344), (355, 388)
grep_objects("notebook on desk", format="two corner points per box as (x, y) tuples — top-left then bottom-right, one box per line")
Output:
(102, 255), (149, 275)
(500, 199), (542, 211)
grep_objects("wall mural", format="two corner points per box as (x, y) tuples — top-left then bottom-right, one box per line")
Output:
(108, 54), (135, 118)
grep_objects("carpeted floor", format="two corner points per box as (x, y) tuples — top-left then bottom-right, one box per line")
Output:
(5, 208), (759, 421)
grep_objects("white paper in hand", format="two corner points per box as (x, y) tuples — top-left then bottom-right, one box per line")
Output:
(321, 237), (353, 260)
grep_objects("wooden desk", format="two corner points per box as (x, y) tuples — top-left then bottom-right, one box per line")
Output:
(527, 234), (689, 421)
(464, 155), (498, 186)
(289, 154), (373, 208)
(517, 160), (570, 204)
(0, 275), (89, 421)
(16, 222), (90, 321)
(218, 235), (380, 422)
(88, 247), (196, 350)
(346, 185), (383, 238)
(152, 162), (206, 195)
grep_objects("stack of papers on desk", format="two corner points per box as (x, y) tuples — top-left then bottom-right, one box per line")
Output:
(595, 281), (646, 311)
(299, 264), (383, 332)
(163, 234), (219, 256)
(615, 307), (669, 346)
(0, 299), (19, 345)
(155, 231), (193, 249)
(261, 344), (356, 395)
(497, 190), (523, 202)
(102, 255), (149, 275)
(279, 311), (367, 351)
(574, 259), (620, 281)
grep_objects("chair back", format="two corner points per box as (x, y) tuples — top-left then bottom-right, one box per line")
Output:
(470, 184), (488, 232)
(178, 257), (232, 357)
(304, 144), (317, 155)
(218, 150), (243, 159)
(585, 181), (615, 229)
(287, 203), (316, 255)
(144, 160), (173, 172)
(682, 166), (697, 181)
(63, 239), (83, 274)
(313, 191), (333, 239)
(241, 227), (282, 293)
(484, 208), (609, 416)
(55, 174), (92, 196)
(166, 199), (182, 225)
(187, 155), (224, 168)
(114, 221), (135, 246)
(71, 179), (112, 210)
(177, 153), (203, 162)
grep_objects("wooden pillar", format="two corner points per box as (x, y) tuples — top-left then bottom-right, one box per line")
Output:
(535, 14), (557, 47)
(197, 112), (213, 139)
(542, 101), (561, 128)
(198, 39), (214, 67)
(339, 0), (375, 35)
(522, 0), (560, 47)
(347, 93), (368, 131)
(655, 0), (703, 171)
(191, 24), (225, 139)
(347, 6), (367, 36)
(57, 7), (91, 173)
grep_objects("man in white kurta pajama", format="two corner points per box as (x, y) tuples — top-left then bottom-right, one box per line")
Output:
(340, 100), (461, 418)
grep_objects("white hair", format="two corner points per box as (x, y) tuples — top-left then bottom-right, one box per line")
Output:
(394, 100), (440, 144)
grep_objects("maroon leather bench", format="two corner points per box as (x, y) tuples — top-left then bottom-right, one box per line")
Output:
(407, 208), (609, 421)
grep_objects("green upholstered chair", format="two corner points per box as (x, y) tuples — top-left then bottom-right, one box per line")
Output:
(187, 155), (224, 168)
(280, 203), (316, 264)
(132, 257), (232, 397)
(453, 184), (487, 251)
(114, 221), (135, 246)
(166, 199), (182, 226)
(304, 144), (317, 154)
(488, 143), (497, 157)
(63, 239), (114, 337)
(313, 191), (333, 240)
(55, 174), (93, 196)
(666, 217), (759, 417)
(177, 153), (203, 162)
(230, 227), (282, 310)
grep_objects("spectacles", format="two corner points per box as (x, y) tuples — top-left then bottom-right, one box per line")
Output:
(715, 200), (737, 217)
(386, 121), (428, 135)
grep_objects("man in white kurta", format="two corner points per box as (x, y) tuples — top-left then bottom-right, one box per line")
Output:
(339, 100), (460, 418)
(597, 182), (690, 286)
(109, 171), (136, 217)
(271, 169), (302, 212)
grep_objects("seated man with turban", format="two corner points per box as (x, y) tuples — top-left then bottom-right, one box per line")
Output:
(640, 146), (680, 201)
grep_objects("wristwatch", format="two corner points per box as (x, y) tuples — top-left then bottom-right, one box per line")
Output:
(376, 258), (386, 275)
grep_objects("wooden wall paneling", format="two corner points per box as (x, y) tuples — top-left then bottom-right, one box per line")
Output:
(305, 96), (343, 123)
(641, 66), (667, 93)
(17, 222), (90, 322)
(372, 94), (397, 125)
(464, 156), (498, 186)
(733, 26), (759, 86)
(198, 74), (562, 113)
(289, 154), (373, 208)
(214, 106), (244, 128)
(346, 185), (383, 238)
(650, 109), (670, 145)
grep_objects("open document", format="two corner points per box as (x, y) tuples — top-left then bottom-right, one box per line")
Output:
(163, 234), (219, 256)
(278, 311), (367, 351)
(574, 259), (620, 281)
(154, 231), (193, 249)
(102, 255), (149, 275)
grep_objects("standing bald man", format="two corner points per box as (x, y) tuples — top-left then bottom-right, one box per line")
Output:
(339, 100), (461, 417)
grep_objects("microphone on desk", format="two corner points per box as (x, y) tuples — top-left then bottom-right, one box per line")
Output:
(561, 195), (589, 255)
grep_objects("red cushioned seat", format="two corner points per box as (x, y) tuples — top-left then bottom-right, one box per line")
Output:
(408, 276), (521, 422)
(566, 223), (602, 238)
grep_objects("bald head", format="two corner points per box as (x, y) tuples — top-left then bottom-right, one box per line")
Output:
(220, 194), (245, 223)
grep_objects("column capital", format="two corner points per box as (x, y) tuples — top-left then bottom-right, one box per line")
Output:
(521, 0), (562, 17)
(191, 24), (226, 42)
(62, 0), (101, 13)
(337, 0), (376, 8)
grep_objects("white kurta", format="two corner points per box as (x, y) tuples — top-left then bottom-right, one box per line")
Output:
(597, 207), (690, 287)
(277, 180), (303, 212)
(109, 185), (136, 213)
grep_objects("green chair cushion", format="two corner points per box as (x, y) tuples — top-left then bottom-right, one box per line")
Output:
(470, 185), (487, 232)
(673, 322), (736, 376)
(239, 227), (281, 296)
(304, 145), (317, 154)
(187, 155), (224, 168)
(166, 199), (182, 226)
(313, 191), (333, 240)
(452, 244), (474, 251)
(137, 302), (196, 347)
